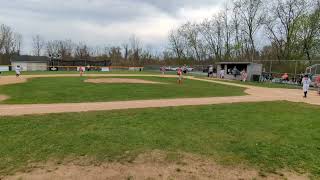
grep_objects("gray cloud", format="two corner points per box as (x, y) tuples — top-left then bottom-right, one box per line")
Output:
(0, 0), (224, 54)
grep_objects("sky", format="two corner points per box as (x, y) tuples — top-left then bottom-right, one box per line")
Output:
(0, 0), (225, 54)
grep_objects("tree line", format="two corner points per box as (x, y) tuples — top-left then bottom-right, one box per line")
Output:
(168, 0), (320, 63)
(0, 28), (159, 66)
(0, 24), (22, 64)
(1, 0), (319, 67)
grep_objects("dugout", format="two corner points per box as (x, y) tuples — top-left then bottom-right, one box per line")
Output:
(216, 62), (263, 81)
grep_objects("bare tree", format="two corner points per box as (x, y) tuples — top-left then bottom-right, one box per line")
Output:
(58, 40), (73, 59)
(265, 0), (308, 60)
(46, 40), (60, 57)
(179, 22), (203, 61)
(46, 40), (74, 60)
(297, 1), (320, 61)
(222, 6), (233, 60)
(234, 0), (264, 61)
(1, 25), (14, 55)
(0, 24), (21, 64)
(108, 46), (122, 62)
(198, 17), (223, 61)
(129, 35), (142, 64)
(13, 33), (23, 55)
(32, 35), (45, 56)
(74, 42), (91, 59)
(232, 4), (244, 59)
(168, 30), (185, 59)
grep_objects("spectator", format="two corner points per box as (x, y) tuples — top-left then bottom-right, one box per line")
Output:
(220, 69), (225, 79)
(232, 67), (238, 79)
(282, 73), (289, 82)
(241, 70), (248, 82)
(208, 65), (214, 78)
(182, 64), (187, 74)
(160, 66), (165, 75)
(316, 75), (320, 95)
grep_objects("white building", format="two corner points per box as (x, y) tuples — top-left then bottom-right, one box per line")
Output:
(11, 55), (49, 71)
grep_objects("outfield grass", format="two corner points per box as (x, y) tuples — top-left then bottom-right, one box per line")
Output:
(0, 101), (319, 177)
(0, 76), (246, 104)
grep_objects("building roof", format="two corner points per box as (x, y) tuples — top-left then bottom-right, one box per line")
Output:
(11, 55), (49, 63)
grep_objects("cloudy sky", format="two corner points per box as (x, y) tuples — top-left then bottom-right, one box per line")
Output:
(0, 0), (226, 54)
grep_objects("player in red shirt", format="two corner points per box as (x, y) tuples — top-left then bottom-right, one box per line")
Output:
(79, 66), (84, 77)
(177, 67), (183, 84)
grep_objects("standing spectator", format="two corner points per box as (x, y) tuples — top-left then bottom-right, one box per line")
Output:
(298, 73), (304, 85)
(232, 67), (238, 79)
(302, 75), (312, 98)
(220, 69), (225, 79)
(316, 75), (320, 95)
(282, 73), (289, 82)
(182, 64), (187, 74)
(241, 70), (248, 82)
(208, 65), (214, 78)
(160, 66), (166, 75)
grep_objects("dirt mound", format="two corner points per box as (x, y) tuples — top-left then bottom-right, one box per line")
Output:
(3, 151), (309, 180)
(0, 95), (9, 101)
(0, 76), (27, 86)
(85, 78), (166, 84)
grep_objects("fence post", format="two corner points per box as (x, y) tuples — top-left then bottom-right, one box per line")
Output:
(294, 60), (298, 81)
(269, 60), (273, 80)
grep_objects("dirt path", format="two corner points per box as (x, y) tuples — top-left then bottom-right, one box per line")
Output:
(0, 74), (319, 116)
(3, 150), (308, 180)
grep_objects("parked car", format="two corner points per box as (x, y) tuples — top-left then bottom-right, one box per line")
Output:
(202, 66), (216, 73)
(186, 67), (194, 72)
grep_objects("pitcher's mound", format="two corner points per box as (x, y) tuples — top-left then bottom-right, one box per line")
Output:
(0, 95), (9, 102)
(85, 78), (166, 84)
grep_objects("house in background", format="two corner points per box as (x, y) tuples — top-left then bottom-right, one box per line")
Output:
(11, 55), (49, 71)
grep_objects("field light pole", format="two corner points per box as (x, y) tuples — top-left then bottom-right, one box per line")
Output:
(48, 54), (62, 70)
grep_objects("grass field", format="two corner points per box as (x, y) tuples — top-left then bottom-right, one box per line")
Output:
(0, 76), (246, 104)
(1, 101), (319, 177)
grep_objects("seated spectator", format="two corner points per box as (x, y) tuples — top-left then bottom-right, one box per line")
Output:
(282, 73), (289, 81)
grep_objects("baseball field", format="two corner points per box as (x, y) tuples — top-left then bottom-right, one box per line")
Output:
(0, 72), (319, 180)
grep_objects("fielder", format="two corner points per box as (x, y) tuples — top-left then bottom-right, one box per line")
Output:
(302, 75), (311, 98)
(15, 65), (21, 77)
(177, 67), (183, 84)
(79, 66), (84, 77)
